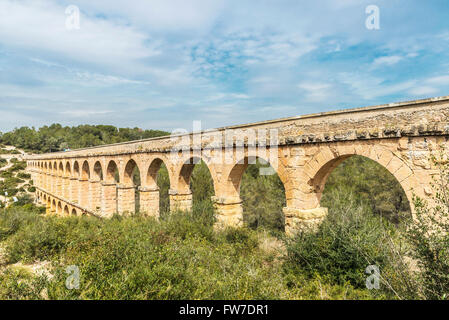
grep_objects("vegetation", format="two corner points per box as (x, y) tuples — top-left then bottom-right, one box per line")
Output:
(0, 159), (29, 198)
(0, 124), (169, 153)
(0, 206), (377, 300)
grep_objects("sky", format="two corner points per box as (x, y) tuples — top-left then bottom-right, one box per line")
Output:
(0, 0), (448, 133)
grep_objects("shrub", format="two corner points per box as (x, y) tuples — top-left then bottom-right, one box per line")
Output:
(285, 188), (408, 296)
(17, 172), (31, 179)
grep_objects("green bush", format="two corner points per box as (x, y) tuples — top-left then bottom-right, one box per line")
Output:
(285, 188), (408, 295)
(17, 172), (31, 179)
(240, 162), (286, 232)
(0, 207), (376, 300)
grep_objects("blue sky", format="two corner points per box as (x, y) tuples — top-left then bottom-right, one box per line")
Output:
(0, 0), (448, 132)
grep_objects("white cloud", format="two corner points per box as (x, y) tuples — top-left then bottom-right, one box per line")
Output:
(373, 55), (403, 66)
(298, 82), (332, 102)
(72, 0), (225, 33)
(60, 110), (114, 117)
(409, 86), (438, 96)
(338, 72), (416, 100)
(426, 75), (449, 85)
(0, 0), (158, 72)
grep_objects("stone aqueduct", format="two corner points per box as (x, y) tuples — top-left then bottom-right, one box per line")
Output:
(26, 97), (449, 234)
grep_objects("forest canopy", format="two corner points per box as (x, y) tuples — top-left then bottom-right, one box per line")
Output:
(0, 124), (169, 153)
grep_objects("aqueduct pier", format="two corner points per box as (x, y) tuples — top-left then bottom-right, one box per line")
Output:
(26, 96), (449, 234)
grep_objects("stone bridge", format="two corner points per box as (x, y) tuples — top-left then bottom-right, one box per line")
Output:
(25, 96), (449, 234)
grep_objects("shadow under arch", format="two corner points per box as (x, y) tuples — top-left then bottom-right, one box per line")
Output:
(64, 161), (71, 177)
(106, 160), (119, 184)
(93, 161), (103, 181)
(227, 155), (287, 231)
(73, 161), (80, 179)
(81, 161), (90, 180)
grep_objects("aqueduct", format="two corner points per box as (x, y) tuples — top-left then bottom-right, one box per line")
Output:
(26, 96), (449, 234)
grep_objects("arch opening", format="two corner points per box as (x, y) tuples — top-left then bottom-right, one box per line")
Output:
(73, 161), (80, 179)
(123, 159), (141, 213)
(319, 155), (412, 224)
(81, 161), (90, 180)
(174, 157), (215, 219)
(106, 161), (119, 184)
(189, 159), (215, 216)
(232, 156), (286, 231)
(65, 161), (71, 177)
(146, 158), (170, 216)
(93, 162), (103, 181)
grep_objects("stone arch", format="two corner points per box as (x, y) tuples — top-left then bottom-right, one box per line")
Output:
(106, 160), (119, 183)
(64, 161), (71, 177)
(71, 208), (77, 216)
(81, 161), (90, 180)
(116, 159), (141, 214)
(303, 143), (418, 211)
(145, 157), (172, 189)
(169, 156), (217, 213)
(64, 205), (69, 216)
(51, 199), (56, 213)
(73, 161), (80, 179)
(225, 155), (289, 203)
(220, 154), (289, 230)
(93, 161), (103, 181)
(176, 156), (216, 195)
(137, 157), (172, 217)
(58, 162), (64, 176)
(57, 201), (62, 214)
(46, 196), (51, 214)
(123, 159), (141, 187)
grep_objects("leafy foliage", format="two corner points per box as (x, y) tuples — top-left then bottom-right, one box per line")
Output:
(0, 207), (374, 300)
(0, 124), (169, 153)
